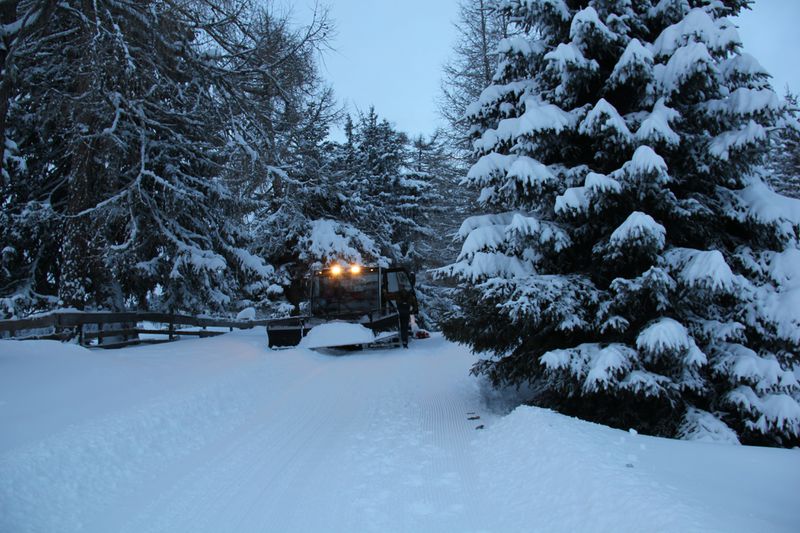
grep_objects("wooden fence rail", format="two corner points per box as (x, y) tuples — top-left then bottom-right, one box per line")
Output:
(0, 311), (271, 349)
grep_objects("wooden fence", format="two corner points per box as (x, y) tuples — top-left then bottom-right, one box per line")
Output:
(0, 311), (271, 349)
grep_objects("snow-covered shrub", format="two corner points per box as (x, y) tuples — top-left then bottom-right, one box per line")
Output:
(442, 0), (800, 446)
(678, 408), (740, 445)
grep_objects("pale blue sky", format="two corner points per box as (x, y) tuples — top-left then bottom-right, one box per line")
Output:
(293, 0), (799, 137)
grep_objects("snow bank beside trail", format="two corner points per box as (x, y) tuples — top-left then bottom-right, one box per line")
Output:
(477, 406), (800, 532)
(298, 321), (375, 348)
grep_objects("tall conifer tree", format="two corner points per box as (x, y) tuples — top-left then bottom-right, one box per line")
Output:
(0, 0), (331, 316)
(443, 0), (800, 446)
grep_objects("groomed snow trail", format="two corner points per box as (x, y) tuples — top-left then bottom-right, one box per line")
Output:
(2, 331), (799, 532)
(1, 332), (491, 532)
(117, 336), (487, 533)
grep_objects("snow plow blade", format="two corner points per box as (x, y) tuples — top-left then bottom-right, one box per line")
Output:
(267, 317), (311, 348)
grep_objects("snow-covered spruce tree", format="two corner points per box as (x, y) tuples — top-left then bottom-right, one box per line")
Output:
(405, 131), (470, 329)
(260, 108), (443, 321)
(331, 108), (438, 270)
(408, 131), (465, 267)
(442, 0), (800, 445)
(248, 95), (384, 314)
(217, 5), (338, 315)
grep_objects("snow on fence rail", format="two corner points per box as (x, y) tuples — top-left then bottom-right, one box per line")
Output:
(0, 311), (270, 349)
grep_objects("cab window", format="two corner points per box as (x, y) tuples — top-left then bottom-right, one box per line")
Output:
(386, 271), (399, 293)
(397, 271), (413, 292)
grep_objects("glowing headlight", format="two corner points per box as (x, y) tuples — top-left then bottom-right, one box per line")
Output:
(330, 264), (343, 276)
(350, 265), (362, 274)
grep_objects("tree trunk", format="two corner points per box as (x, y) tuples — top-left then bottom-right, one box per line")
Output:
(0, 1), (19, 183)
(478, 0), (492, 87)
(58, 0), (105, 309)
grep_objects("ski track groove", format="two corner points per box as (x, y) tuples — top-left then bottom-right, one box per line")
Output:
(236, 365), (363, 532)
(244, 369), (363, 531)
(2, 339), (303, 533)
(119, 361), (336, 533)
(118, 350), (401, 533)
(417, 372), (485, 528)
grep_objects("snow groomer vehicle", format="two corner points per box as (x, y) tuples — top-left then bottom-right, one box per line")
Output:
(267, 264), (419, 349)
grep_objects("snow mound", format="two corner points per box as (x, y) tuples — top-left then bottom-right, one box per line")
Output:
(301, 219), (379, 267)
(635, 98), (680, 146)
(555, 186), (588, 214)
(585, 172), (621, 193)
(726, 386), (800, 437)
(298, 322), (375, 349)
(768, 249), (800, 287)
(709, 120), (767, 161)
(609, 38), (653, 86)
(626, 145), (669, 177)
(756, 286), (800, 344)
(236, 307), (256, 321)
(578, 98), (632, 140)
(652, 8), (738, 57)
(714, 343), (798, 392)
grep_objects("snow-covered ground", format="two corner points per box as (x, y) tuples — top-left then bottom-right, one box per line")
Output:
(1, 330), (798, 532)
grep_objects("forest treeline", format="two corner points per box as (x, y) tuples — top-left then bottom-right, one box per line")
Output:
(0, 0), (465, 318)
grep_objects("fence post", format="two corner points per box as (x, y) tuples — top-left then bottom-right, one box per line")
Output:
(78, 323), (84, 346)
(98, 322), (104, 346)
(168, 314), (175, 341)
